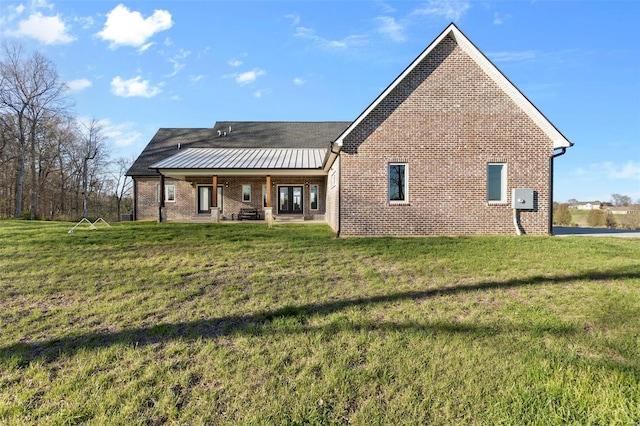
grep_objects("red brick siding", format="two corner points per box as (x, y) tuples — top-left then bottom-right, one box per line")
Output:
(135, 176), (326, 221)
(340, 36), (553, 236)
(135, 177), (195, 221)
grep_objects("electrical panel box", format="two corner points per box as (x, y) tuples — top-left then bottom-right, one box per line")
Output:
(512, 188), (534, 210)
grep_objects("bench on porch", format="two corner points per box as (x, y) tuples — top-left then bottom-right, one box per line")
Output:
(238, 208), (261, 220)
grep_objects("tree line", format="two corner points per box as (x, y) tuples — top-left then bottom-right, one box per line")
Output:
(0, 42), (132, 221)
(554, 194), (640, 230)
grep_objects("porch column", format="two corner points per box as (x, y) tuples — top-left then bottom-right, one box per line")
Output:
(264, 175), (273, 227)
(212, 175), (218, 208)
(158, 173), (165, 223)
(265, 175), (271, 207)
(211, 175), (219, 222)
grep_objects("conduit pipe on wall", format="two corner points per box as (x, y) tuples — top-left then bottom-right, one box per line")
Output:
(513, 209), (523, 236)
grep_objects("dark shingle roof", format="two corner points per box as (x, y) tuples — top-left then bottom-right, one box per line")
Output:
(127, 121), (350, 176)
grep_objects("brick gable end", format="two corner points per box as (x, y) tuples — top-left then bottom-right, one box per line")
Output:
(340, 36), (553, 236)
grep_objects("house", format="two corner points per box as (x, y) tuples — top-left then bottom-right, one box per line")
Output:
(569, 201), (603, 210)
(607, 206), (638, 215)
(127, 23), (573, 236)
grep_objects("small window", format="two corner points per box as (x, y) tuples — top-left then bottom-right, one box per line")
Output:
(389, 163), (407, 203)
(242, 184), (251, 202)
(157, 184), (176, 202)
(487, 163), (506, 203)
(310, 185), (319, 210)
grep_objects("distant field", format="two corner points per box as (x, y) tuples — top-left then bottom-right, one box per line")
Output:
(1, 221), (638, 424)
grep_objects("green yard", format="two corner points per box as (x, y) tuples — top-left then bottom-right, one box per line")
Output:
(0, 221), (638, 424)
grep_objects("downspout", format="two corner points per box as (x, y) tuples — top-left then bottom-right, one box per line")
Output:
(330, 144), (342, 237)
(157, 169), (165, 223)
(133, 178), (138, 221)
(549, 147), (568, 234)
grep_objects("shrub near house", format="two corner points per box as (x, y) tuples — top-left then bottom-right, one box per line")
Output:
(553, 203), (572, 226)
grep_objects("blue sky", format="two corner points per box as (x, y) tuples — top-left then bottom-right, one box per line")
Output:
(2, 0), (639, 203)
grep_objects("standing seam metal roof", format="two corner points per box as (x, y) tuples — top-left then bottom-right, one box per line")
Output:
(127, 121), (351, 176)
(150, 147), (328, 170)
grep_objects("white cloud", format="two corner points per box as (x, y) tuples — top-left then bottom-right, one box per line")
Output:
(294, 26), (368, 50)
(285, 14), (300, 26)
(111, 76), (161, 98)
(293, 77), (306, 86)
(603, 161), (640, 181)
(7, 12), (75, 44)
(78, 117), (141, 148)
(0, 4), (25, 26)
(488, 50), (537, 63)
(561, 160), (640, 202)
(570, 161), (640, 186)
(190, 75), (205, 83)
(96, 119), (142, 147)
(66, 78), (92, 91)
(12, 4), (26, 14)
(376, 2), (397, 14)
(97, 4), (173, 49)
(235, 68), (266, 85)
(410, 0), (471, 21)
(228, 58), (243, 67)
(166, 49), (190, 77)
(75, 15), (95, 30)
(253, 89), (271, 98)
(375, 16), (406, 42)
(493, 12), (511, 25)
(30, 0), (54, 10)
(138, 42), (154, 53)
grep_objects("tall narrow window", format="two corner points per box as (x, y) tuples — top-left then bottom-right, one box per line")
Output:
(262, 184), (268, 207)
(157, 184), (176, 202)
(242, 184), (251, 202)
(487, 163), (506, 203)
(389, 163), (407, 203)
(166, 185), (176, 202)
(310, 185), (319, 210)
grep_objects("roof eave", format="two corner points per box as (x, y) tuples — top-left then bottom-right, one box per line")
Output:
(322, 142), (342, 172)
(155, 168), (328, 179)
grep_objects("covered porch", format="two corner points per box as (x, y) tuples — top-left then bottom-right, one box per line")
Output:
(180, 174), (325, 223)
(150, 147), (336, 223)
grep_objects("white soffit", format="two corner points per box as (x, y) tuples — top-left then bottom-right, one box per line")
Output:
(334, 23), (572, 150)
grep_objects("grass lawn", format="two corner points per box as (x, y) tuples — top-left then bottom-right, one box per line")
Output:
(0, 221), (638, 425)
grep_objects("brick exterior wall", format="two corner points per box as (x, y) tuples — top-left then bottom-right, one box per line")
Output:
(135, 177), (195, 221)
(339, 35), (554, 236)
(134, 176), (326, 221)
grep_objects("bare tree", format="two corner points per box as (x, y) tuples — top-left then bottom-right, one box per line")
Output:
(611, 193), (632, 207)
(0, 41), (69, 218)
(111, 156), (134, 220)
(77, 118), (107, 218)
